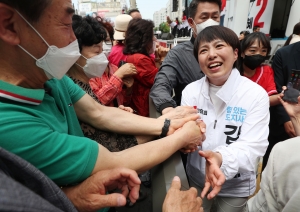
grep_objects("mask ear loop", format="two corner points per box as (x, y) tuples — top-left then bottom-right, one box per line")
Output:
(15, 10), (51, 48)
(75, 55), (88, 69)
(191, 19), (198, 36)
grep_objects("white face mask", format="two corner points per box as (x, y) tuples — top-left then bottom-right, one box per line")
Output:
(16, 11), (81, 80)
(77, 52), (109, 78)
(103, 43), (112, 57)
(193, 19), (219, 35)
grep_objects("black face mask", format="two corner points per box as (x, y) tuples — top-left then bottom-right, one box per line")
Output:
(243, 54), (266, 70)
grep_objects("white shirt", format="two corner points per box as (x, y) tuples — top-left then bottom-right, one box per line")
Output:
(181, 68), (269, 197)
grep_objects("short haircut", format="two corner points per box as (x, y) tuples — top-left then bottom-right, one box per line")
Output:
(241, 32), (271, 55)
(194, 25), (241, 68)
(72, 15), (107, 52)
(240, 30), (250, 36)
(253, 25), (260, 31)
(189, 0), (222, 19)
(123, 19), (154, 57)
(0, 0), (52, 22)
(128, 8), (140, 16)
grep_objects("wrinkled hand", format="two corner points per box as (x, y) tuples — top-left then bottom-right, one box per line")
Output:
(167, 114), (201, 136)
(279, 87), (300, 119)
(63, 168), (141, 212)
(198, 151), (225, 200)
(163, 176), (203, 212)
(180, 119), (206, 153)
(118, 105), (134, 113)
(122, 76), (134, 88)
(115, 63), (137, 79)
(162, 107), (174, 115)
(283, 121), (296, 137)
(160, 106), (198, 120)
(173, 120), (206, 151)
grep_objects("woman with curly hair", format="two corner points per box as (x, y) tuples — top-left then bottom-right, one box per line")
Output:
(67, 15), (138, 152)
(124, 19), (164, 117)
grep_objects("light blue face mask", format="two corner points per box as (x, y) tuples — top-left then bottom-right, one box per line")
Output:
(16, 10), (81, 79)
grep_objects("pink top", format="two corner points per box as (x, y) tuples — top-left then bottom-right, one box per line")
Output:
(89, 63), (131, 107)
(108, 43), (127, 67)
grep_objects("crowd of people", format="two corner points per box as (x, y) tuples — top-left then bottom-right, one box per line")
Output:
(1, 0), (300, 211)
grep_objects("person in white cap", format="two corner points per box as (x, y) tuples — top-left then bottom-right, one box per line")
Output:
(108, 14), (132, 67)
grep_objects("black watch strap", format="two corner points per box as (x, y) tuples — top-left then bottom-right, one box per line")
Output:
(159, 119), (170, 138)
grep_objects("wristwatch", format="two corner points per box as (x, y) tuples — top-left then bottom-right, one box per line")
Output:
(159, 118), (170, 138)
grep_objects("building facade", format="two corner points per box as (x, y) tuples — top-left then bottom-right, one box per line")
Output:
(78, 0), (127, 18)
(153, 8), (167, 28)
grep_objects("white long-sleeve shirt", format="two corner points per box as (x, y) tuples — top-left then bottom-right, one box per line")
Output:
(181, 68), (269, 197)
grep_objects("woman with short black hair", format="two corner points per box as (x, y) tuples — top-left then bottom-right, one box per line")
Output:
(182, 25), (269, 212)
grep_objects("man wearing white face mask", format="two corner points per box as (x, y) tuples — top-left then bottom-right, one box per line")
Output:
(0, 1), (206, 211)
(150, 0), (221, 115)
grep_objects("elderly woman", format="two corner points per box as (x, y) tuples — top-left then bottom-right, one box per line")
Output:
(67, 15), (138, 151)
(124, 19), (167, 117)
(181, 25), (269, 212)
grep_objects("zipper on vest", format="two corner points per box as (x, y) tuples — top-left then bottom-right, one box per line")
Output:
(213, 120), (217, 129)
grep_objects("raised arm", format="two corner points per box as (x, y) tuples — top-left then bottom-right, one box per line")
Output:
(150, 50), (180, 113)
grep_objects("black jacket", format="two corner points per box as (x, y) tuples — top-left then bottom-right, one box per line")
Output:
(270, 41), (300, 138)
(150, 37), (204, 113)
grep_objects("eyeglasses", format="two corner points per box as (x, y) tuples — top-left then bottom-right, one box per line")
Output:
(105, 40), (112, 45)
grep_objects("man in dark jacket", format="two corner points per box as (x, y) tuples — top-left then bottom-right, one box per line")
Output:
(266, 41), (300, 169)
(150, 0), (221, 115)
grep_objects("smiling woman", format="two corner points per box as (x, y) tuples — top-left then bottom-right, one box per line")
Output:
(193, 25), (240, 86)
(181, 25), (270, 212)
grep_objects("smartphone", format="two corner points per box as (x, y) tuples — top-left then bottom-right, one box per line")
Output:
(288, 69), (300, 90)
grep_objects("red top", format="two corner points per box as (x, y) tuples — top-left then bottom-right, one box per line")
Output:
(126, 53), (158, 117)
(108, 43), (127, 67)
(245, 65), (278, 96)
(89, 63), (131, 106)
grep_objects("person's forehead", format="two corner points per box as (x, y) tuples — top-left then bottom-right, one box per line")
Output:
(44, 0), (74, 16)
(196, 2), (220, 15)
(199, 39), (223, 47)
(131, 11), (142, 18)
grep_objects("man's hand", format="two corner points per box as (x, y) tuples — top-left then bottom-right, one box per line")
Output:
(163, 176), (203, 212)
(279, 94), (300, 118)
(172, 120), (206, 152)
(283, 121), (296, 138)
(198, 151), (226, 200)
(160, 106), (198, 120)
(167, 113), (202, 136)
(63, 168), (141, 212)
(179, 119), (206, 153)
(279, 92), (300, 136)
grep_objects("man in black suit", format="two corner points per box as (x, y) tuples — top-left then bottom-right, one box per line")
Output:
(266, 41), (300, 169)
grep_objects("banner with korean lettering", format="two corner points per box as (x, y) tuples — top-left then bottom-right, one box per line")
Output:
(246, 0), (275, 35)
